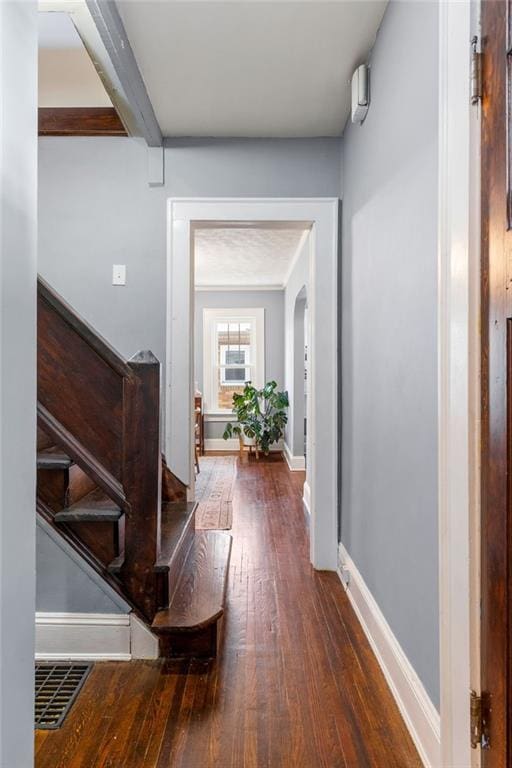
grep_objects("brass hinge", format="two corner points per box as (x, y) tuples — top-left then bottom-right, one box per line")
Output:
(470, 690), (490, 750)
(471, 36), (482, 105)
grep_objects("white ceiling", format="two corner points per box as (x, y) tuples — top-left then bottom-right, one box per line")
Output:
(38, 11), (112, 107)
(118, 1), (387, 138)
(194, 224), (309, 289)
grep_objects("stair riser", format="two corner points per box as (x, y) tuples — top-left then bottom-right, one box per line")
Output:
(157, 618), (222, 659)
(156, 512), (195, 610)
(37, 468), (69, 512)
(66, 520), (120, 565)
(67, 465), (97, 506)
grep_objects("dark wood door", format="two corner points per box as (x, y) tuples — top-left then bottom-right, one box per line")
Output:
(481, 2), (512, 764)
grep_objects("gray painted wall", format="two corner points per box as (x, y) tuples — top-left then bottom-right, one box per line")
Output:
(284, 234), (310, 457)
(36, 522), (129, 614)
(38, 137), (341, 367)
(37, 136), (340, 610)
(0, 3), (37, 765)
(194, 289), (284, 438)
(341, 1), (439, 706)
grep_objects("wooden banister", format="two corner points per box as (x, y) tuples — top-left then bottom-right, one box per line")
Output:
(37, 278), (166, 621)
(121, 351), (162, 619)
(37, 277), (132, 378)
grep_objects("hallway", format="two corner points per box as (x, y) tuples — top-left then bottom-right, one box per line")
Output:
(35, 455), (421, 768)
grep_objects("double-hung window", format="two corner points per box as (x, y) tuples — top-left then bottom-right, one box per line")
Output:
(203, 308), (264, 414)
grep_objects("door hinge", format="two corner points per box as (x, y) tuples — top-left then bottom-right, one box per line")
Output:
(470, 36), (482, 105)
(470, 690), (490, 750)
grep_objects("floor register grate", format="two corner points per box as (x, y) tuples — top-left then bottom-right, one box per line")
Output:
(35, 663), (92, 729)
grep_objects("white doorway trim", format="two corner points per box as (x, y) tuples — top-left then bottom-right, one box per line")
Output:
(166, 198), (339, 570)
(438, 2), (480, 766)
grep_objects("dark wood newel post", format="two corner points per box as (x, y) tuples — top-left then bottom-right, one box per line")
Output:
(122, 350), (162, 619)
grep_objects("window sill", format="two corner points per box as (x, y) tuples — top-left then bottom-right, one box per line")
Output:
(204, 412), (235, 422)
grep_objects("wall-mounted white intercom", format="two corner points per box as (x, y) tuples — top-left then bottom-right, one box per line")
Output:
(351, 64), (370, 124)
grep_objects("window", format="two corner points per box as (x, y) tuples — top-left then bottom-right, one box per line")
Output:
(203, 308), (264, 414)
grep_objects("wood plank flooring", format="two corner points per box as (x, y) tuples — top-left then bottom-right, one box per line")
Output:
(35, 454), (422, 768)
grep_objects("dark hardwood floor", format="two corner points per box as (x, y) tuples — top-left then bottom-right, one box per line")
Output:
(35, 454), (421, 768)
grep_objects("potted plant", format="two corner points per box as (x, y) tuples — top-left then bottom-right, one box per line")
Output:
(223, 381), (289, 459)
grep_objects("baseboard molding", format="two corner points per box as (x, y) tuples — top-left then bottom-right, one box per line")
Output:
(303, 481), (311, 515)
(337, 543), (441, 768)
(35, 612), (158, 661)
(204, 438), (284, 452)
(283, 442), (306, 471)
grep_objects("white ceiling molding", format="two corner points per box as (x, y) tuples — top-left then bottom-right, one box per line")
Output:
(195, 285), (285, 293)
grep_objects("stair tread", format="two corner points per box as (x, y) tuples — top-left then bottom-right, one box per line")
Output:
(152, 531), (232, 633)
(155, 501), (197, 571)
(37, 448), (72, 470)
(108, 553), (124, 575)
(54, 488), (122, 523)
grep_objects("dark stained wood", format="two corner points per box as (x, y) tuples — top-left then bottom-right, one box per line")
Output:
(66, 464), (97, 507)
(120, 351), (162, 620)
(38, 293), (124, 479)
(54, 487), (122, 523)
(155, 501), (196, 609)
(36, 497), (132, 609)
(38, 107), (127, 137)
(35, 457), (421, 768)
(36, 450), (72, 470)
(38, 403), (126, 509)
(153, 531), (232, 658)
(481, 2), (511, 764)
(161, 455), (188, 503)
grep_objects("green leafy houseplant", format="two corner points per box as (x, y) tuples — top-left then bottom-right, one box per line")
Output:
(223, 381), (289, 455)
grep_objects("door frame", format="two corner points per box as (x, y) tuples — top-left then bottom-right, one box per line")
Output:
(165, 197), (339, 570)
(438, 1), (480, 766)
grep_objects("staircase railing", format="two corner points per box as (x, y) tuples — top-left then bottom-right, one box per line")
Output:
(37, 277), (162, 619)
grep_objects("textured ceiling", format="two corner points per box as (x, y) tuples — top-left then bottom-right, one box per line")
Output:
(118, 1), (387, 138)
(194, 226), (309, 288)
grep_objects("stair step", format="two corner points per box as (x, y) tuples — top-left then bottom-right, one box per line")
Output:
(155, 501), (197, 571)
(54, 488), (122, 523)
(37, 449), (72, 470)
(108, 553), (123, 575)
(152, 531), (232, 658)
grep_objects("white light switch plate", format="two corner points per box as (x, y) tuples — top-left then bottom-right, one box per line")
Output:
(112, 264), (126, 286)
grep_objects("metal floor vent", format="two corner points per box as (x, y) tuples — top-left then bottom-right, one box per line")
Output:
(35, 663), (92, 729)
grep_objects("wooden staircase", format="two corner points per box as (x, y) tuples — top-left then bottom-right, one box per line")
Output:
(36, 277), (232, 658)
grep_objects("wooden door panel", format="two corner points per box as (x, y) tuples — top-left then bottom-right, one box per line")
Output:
(482, 1), (511, 765)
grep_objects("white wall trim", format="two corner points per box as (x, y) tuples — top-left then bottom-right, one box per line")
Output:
(303, 480), (311, 515)
(204, 438), (284, 452)
(167, 198), (338, 570)
(437, 2), (478, 766)
(282, 228), (311, 288)
(196, 284), (284, 292)
(35, 612), (158, 661)
(283, 441), (306, 471)
(338, 543), (441, 768)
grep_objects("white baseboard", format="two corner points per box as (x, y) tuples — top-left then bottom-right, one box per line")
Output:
(204, 438), (284, 452)
(283, 442), (306, 471)
(303, 481), (311, 515)
(338, 543), (441, 768)
(35, 612), (159, 661)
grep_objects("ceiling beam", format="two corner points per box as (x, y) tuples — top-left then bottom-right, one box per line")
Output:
(85, 0), (162, 147)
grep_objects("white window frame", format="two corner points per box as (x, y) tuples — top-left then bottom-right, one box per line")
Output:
(219, 344), (251, 385)
(202, 307), (264, 415)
